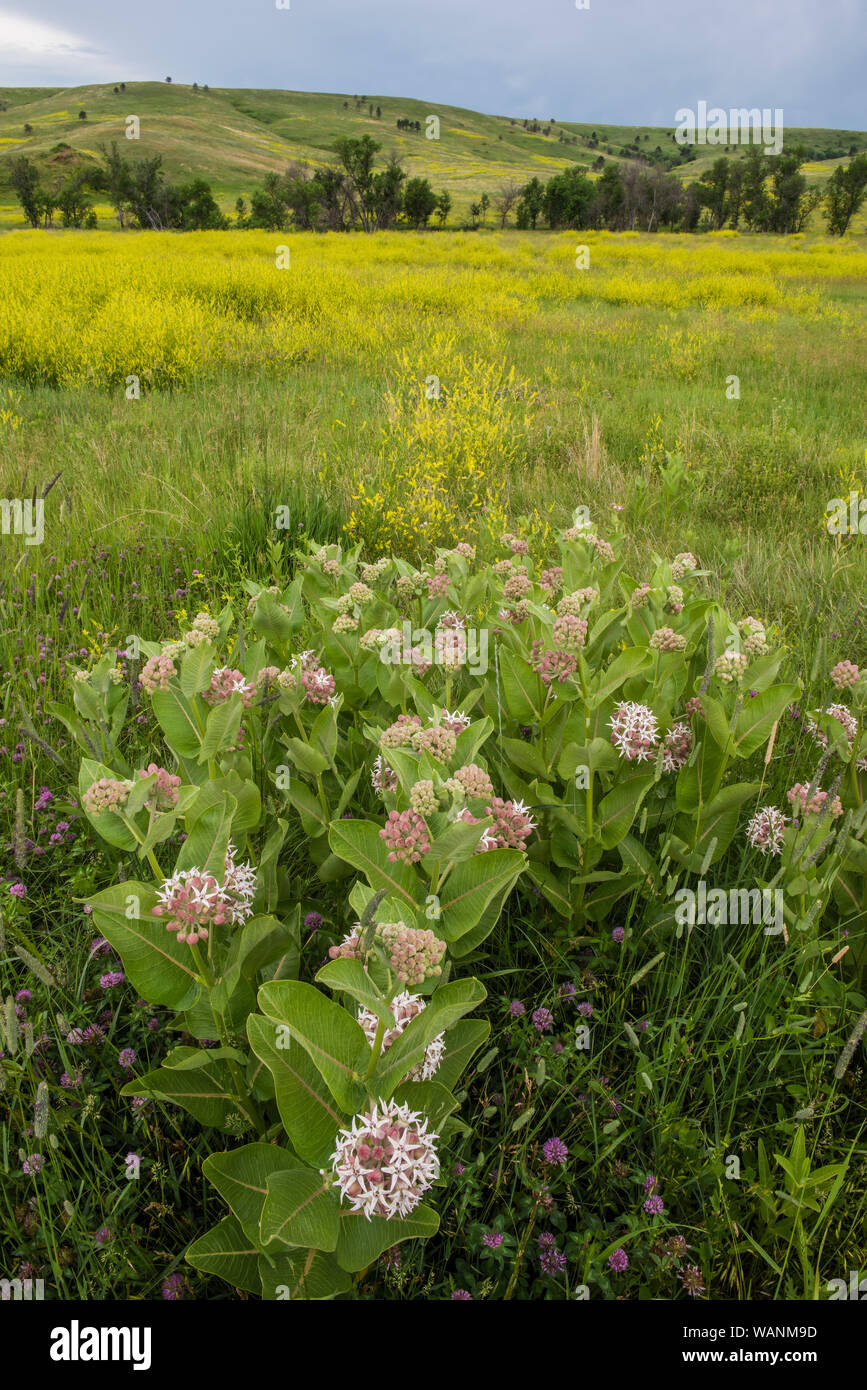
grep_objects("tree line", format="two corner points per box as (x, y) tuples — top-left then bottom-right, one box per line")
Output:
(8, 136), (867, 236)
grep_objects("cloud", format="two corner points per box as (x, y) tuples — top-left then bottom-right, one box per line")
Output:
(0, 8), (129, 82)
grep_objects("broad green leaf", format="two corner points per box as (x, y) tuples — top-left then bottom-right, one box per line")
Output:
(151, 686), (203, 758)
(315, 958), (392, 1026)
(257, 980), (369, 1113)
(259, 1249), (352, 1301)
(437, 848), (524, 941)
(198, 695), (243, 765)
(260, 1170), (340, 1251)
(186, 1214), (260, 1295)
(86, 881), (201, 1010)
(335, 1203), (439, 1272)
(120, 1056), (236, 1127)
(180, 641), (216, 699)
(174, 797), (236, 879)
(203, 1143), (303, 1246)
(247, 1013), (346, 1166)
(596, 773), (654, 849)
(328, 819), (418, 907)
(373, 978), (486, 1098)
(734, 684), (800, 757)
(432, 1019), (490, 1091)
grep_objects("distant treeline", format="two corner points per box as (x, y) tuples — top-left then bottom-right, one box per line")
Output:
(8, 135), (867, 236)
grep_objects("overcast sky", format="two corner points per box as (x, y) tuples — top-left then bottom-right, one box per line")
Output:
(1, 0), (864, 129)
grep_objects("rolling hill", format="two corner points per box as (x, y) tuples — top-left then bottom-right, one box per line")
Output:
(0, 81), (864, 226)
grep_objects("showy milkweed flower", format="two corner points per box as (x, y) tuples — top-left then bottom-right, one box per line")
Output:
(830, 660), (860, 691)
(661, 721), (693, 773)
(330, 1098), (439, 1221)
(484, 798), (536, 850)
(610, 702), (659, 762)
(649, 627), (686, 653)
(786, 783), (843, 819)
(140, 654), (176, 694)
(806, 703), (867, 769)
(356, 993), (445, 1082)
(203, 667), (257, 708)
(82, 777), (134, 815)
(714, 651), (748, 684)
(745, 805), (787, 856)
(371, 754), (398, 795)
(380, 809), (430, 865)
(137, 763), (181, 810)
(151, 848), (255, 946)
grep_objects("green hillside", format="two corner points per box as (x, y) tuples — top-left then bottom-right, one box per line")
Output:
(1, 81), (865, 225)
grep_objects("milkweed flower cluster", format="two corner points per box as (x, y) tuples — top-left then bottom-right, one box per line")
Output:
(552, 614), (589, 651)
(380, 809), (431, 864)
(381, 714), (423, 749)
(137, 763), (181, 810)
(485, 797), (536, 850)
(610, 702), (659, 762)
(649, 627), (686, 653)
(745, 805), (787, 856)
(670, 552), (698, 580)
(426, 573), (451, 600)
(532, 642), (578, 685)
(830, 660), (860, 691)
(152, 847), (256, 945)
(661, 721), (693, 772)
(409, 780), (439, 817)
(557, 587), (597, 617)
(330, 1098), (440, 1220)
(292, 651), (336, 705)
(411, 725), (457, 762)
(203, 668), (257, 707)
(140, 654), (176, 694)
(665, 585), (684, 614)
(503, 573), (532, 602)
(737, 617), (769, 657)
(437, 708), (471, 734)
(631, 582), (651, 607)
(445, 763), (495, 802)
(332, 612), (358, 634)
(371, 754), (398, 795)
(356, 992), (445, 1081)
(714, 650), (749, 683)
(786, 783), (843, 819)
(539, 566), (563, 593)
(328, 921), (445, 986)
(82, 777), (134, 814)
(185, 612), (220, 645)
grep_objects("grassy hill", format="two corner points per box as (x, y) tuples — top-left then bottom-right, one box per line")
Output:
(0, 81), (865, 226)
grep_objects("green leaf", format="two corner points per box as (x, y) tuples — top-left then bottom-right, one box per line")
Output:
(151, 686), (203, 758)
(260, 1170), (340, 1251)
(328, 819), (418, 907)
(283, 736), (330, 777)
(180, 642), (216, 699)
(202, 1143), (303, 1245)
(335, 1203), (439, 1272)
(198, 695), (243, 764)
(120, 1055), (237, 1127)
(589, 647), (652, 706)
(437, 848), (524, 941)
(174, 797), (236, 879)
(498, 648), (544, 722)
(247, 1013), (346, 1167)
(186, 1214), (260, 1295)
(393, 1080), (460, 1130)
(256, 981), (368, 1114)
(315, 958), (392, 1026)
(433, 1019), (490, 1091)
(734, 684), (800, 757)
(259, 1249), (352, 1301)
(284, 779), (330, 837)
(86, 881), (201, 1010)
(596, 773), (654, 848)
(251, 589), (294, 643)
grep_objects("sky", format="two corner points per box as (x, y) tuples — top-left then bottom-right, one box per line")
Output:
(0, 0), (864, 129)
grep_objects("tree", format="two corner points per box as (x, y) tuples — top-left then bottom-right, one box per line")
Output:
(78, 110), (87, 120)
(98, 142), (133, 227)
(824, 154), (867, 235)
(334, 134), (381, 231)
(767, 149), (808, 233)
(516, 176), (544, 228)
(10, 156), (41, 227)
(470, 201), (481, 227)
(126, 155), (168, 228)
(698, 157), (729, 230)
(169, 179), (224, 230)
(740, 147), (769, 231)
(480, 192), (490, 225)
(165, 76), (172, 83)
(234, 195), (248, 227)
(494, 180), (521, 228)
(23, 123), (33, 134)
(403, 177), (438, 228)
(434, 189), (452, 226)
(56, 173), (93, 227)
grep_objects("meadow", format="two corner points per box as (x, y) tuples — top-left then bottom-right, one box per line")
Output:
(1, 225), (866, 1302)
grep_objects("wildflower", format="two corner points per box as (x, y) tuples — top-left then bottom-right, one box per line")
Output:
(377, 923), (445, 985)
(610, 702), (659, 762)
(451, 1289), (472, 1300)
(381, 714), (423, 749)
(685, 696), (705, 719)
(94, 1226), (114, 1247)
(152, 868), (233, 946)
(539, 1245), (568, 1276)
(8, 881), (26, 898)
(649, 627), (686, 653)
(611, 926), (625, 944)
(576, 1001), (593, 1019)
(203, 667), (257, 708)
(99, 971), (124, 989)
(558, 982), (577, 999)
(137, 763), (181, 810)
(356, 993), (445, 1082)
(745, 805), (787, 856)
(22, 1153), (44, 1176)
(82, 777), (134, 815)
(644, 1195), (665, 1216)
(409, 780), (439, 817)
(371, 754), (398, 795)
(447, 763), (494, 802)
(118, 1048), (136, 1069)
(806, 703), (867, 769)
(484, 798), (536, 850)
(532, 642), (578, 685)
(140, 654), (176, 694)
(666, 1233), (690, 1261)
(679, 1264), (705, 1297)
(552, 614), (589, 651)
(714, 651), (748, 684)
(532, 1007), (554, 1033)
(542, 1137), (569, 1165)
(161, 1273), (187, 1300)
(661, 721), (693, 773)
(644, 1174), (658, 1193)
(665, 585), (684, 615)
(631, 582), (651, 607)
(737, 617), (769, 657)
(330, 1098), (439, 1220)
(411, 725), (457, 762)
(222, 843), (257, 921)
(787, 783), (843, 818)
(304, 911), (323, 930)
(831, 660), (860, 691)
(380, 809), (431, 865)
(608, 1248), (629, 1273)
(503, 573), (532, 602)
(15, 987), (32, 1004)
(483, 1231), (504, 1248)
(539, 567), (563, 592)
(671, 552), (698, 580)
